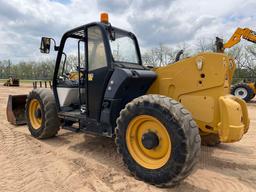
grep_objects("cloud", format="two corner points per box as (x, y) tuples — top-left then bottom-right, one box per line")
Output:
(0, 2), (26, 21)
(0, 0), (255, 62)
(128, 11), (216, 46)
(96, 0), (133, 14)
(137, 0), (174, 9)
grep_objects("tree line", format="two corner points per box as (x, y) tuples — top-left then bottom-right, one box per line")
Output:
(0, 39), (255, 83)
(0, 60), (55, 80)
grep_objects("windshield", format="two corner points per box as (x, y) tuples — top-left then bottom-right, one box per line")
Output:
(109, 31), (139, 64)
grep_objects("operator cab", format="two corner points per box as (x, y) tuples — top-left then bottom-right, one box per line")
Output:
(40, 13), (156, 136)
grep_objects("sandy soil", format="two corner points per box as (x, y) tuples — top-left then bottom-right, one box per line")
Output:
(0, 85), (256, 192)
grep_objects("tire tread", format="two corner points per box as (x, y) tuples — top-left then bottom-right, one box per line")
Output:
(115, 94), (201, 186)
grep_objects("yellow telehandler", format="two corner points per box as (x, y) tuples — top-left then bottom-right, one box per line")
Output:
(6, 13), (250, 186)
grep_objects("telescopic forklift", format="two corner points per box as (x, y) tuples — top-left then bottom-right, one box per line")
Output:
(216, 27), (256, 102)
(7, 13), (250, 186)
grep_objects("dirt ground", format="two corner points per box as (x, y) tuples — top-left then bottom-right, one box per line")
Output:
(0, 85), (256, 192)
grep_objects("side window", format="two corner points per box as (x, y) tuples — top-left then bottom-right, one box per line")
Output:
(88, 26), (107, 71)
(58, 37), (85, 78)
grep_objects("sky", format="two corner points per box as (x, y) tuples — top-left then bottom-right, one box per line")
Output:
(0, 0), (255, 63)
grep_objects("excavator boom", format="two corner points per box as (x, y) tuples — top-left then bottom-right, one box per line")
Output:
(224, 27), (256, 49)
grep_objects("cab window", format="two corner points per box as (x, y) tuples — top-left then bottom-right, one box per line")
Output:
(58, 37), (85, 79)
(88, 26), (107, 71)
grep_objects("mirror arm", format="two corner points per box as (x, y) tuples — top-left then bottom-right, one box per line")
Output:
(54, 46), (59, 51)
(49, 38), (59, 51)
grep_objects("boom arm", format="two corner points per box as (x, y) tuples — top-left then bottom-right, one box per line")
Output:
(224, 27), (256, 48)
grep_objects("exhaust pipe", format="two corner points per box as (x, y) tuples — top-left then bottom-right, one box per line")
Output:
(6, 95), (27, 125)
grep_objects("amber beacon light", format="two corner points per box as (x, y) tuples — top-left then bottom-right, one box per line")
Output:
(100, 12), (109, 23)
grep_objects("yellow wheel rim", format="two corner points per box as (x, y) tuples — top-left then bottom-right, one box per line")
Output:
(28, 99), (42, 129)
(126, 115), (171, 169)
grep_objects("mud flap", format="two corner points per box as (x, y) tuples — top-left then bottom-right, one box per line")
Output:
(6, 95), (27, 125)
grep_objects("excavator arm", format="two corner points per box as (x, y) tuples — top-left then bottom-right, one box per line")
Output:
(216, 28), (256, 53)
(224, 28), (256, 48)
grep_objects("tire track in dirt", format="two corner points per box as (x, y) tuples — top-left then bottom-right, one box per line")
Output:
(0, 121), (152, 192)
(0, 122), (23, 192)
(101, 169), (142, 192)
(187, 169), (256, 192)
(185, 144), (256, 192)
(0, 121), (81, 192)
(52, 134), (158, 191)
(45, 138), (157, 192)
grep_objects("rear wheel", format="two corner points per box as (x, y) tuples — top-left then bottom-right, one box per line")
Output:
(115, 95), (201, 186)
(25, 89), (60, 139)
(231, 83), (254, 102)
(252, 93), (256, 100)
(200, 132), (220, 146)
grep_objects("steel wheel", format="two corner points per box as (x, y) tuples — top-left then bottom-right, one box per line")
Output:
(234, 87), (248, 99)
(28, 99), (42, 129)
(126, 115), (171, 169)
(231, 83), (254, 102)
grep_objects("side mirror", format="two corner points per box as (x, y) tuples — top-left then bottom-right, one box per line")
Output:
(40, 37), (51, 54)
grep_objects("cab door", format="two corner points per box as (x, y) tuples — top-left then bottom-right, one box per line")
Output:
(87, 25), (112, 120)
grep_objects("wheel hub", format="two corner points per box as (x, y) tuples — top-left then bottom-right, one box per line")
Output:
(238, 91), (244, 96)
(142, 131), (159, 150)
(234, 87), (247, 99)
(29, 99), (42, 129)
(126, 115), (171, 169)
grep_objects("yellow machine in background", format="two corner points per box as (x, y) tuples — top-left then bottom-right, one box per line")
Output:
(231, 81), (256, 102)
(148, 52), (249, 145)
(216, 27), (256, 102)
(223, 28), (256, 49)
(247, 82), (256, 96)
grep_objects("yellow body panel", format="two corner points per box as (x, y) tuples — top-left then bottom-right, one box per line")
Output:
(218, 95), (249, 142)
(147, 52), (250, 143)
(180, 95), (215, 123)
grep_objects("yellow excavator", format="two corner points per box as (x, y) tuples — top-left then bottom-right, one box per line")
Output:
(6, 14), (251, 186)
(216, 28), (256, 102)
(220, 27), (256, 51)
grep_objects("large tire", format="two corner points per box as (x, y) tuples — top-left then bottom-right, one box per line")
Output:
(231, 83), (254, 102)
(25, 89), (60, 139)
(115, 94), (201, 186)
(200, 133), (220, 146)
(251, 93), (255, 100)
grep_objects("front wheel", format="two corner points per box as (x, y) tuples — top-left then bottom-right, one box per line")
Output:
(25, 89), (60, 139)
(115, 95), (201, 186)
